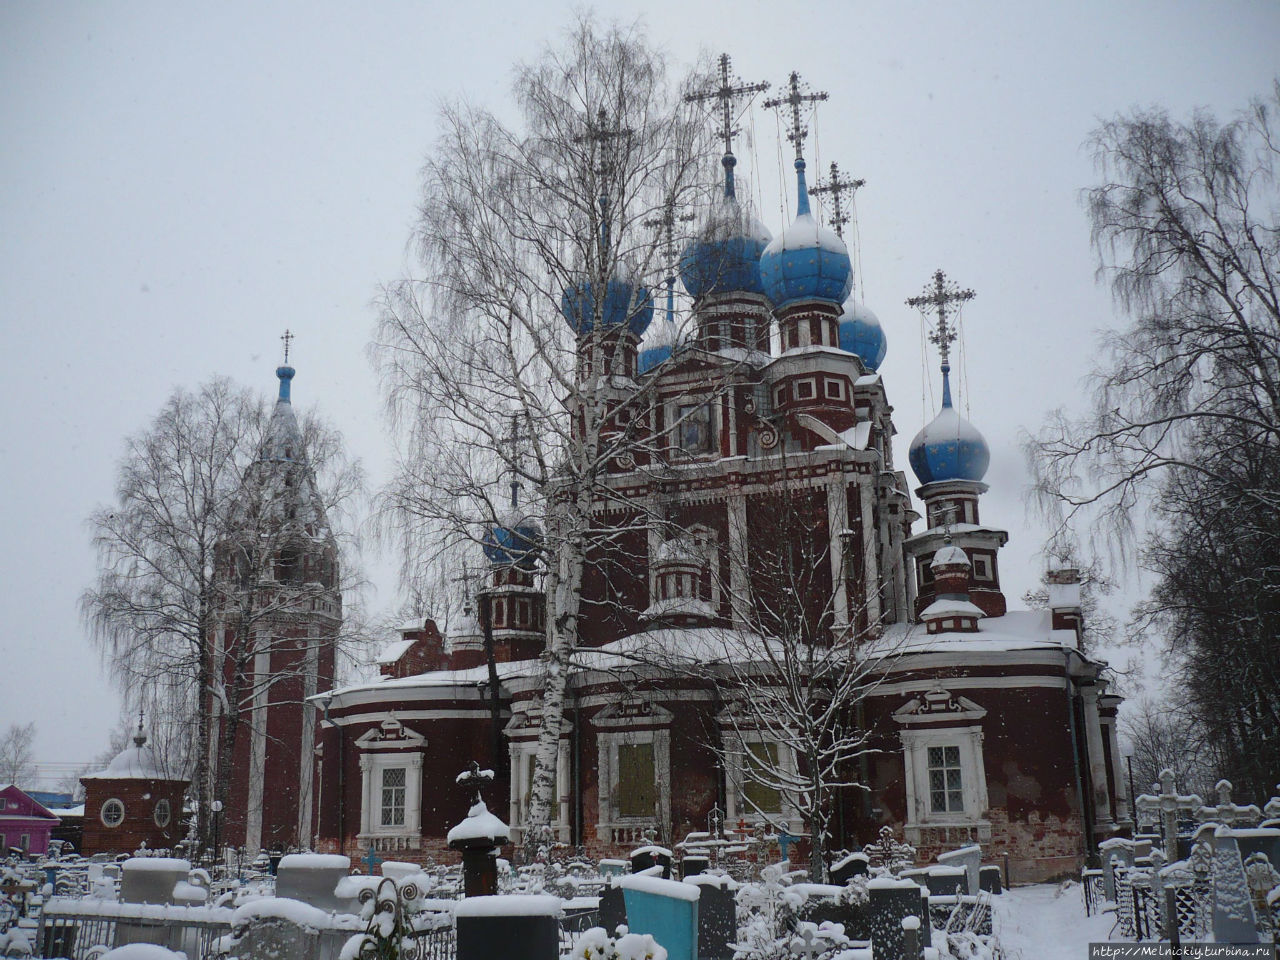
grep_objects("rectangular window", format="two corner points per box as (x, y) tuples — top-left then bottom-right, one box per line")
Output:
(19, 834), (30, 852)
(795, 379), (816, 400)
(380, 767), (406, 827)
(742, 742), (782, 814)
(824, 378), (845, 400)
(617, 742), (656, 818)
(927, 745), (964, 813)
(774, 386), (787, 408)
(677, 403), (713, 454)
(972, 555), (993, 582)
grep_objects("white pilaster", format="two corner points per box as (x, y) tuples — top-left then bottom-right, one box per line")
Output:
(244, 644), (271, 855)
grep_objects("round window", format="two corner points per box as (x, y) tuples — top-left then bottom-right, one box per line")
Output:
(101, 798), (125, 827)
(153, 798), (171, 828)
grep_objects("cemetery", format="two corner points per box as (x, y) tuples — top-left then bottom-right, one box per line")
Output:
(1, 769), (1276, 960)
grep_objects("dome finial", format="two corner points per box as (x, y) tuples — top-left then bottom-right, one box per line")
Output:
(764, 71), (829, 216)
(134, 709), (147, 748)
(809, 162), (865, 241)
(276, 329), (296, 402)
(684, 53), (770, 200)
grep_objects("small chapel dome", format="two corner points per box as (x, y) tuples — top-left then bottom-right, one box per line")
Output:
(931, 542), (970, 570)
(561, 274), (655, 338)
(83, 726), (167, 781)
(838, 300), (887, 371)
(908, 400), (991, 485)
(653, 534), (702, 567)
(481, 507), (541, 570)
(678, 196), (773, 300)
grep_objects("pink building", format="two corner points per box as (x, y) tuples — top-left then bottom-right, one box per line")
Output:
(0, 785), (59, 857)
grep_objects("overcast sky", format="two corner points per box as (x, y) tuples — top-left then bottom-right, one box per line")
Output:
(2, 1), (1277, 784)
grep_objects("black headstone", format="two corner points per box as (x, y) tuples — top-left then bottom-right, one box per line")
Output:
(599, 883), (628, 936)
(693, 880), (736, 960)
(868, 882), (926, 960)
(630, 848), (673, 879)
(829, 852), (870, 886)
(457, 914), (559, 960)
(979, 865), (1003, 894)
(923, 871), (965, 898)
(681, 855), (710, 879)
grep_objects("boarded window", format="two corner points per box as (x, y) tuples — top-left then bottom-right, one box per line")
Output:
(616, 742), (656, 819)
(742, 742), (782, 814)
(927, 745), (964, 813)
(381, 767), (406, 827)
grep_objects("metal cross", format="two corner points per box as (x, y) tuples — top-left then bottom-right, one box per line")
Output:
(644, 193), (696, 268)
(763, 71), (829, 162)
(906, 269), (975, 367)
(574, 107), (633, 186)
(808, 161), (865, 239)
(280, 329), (294, 364)
(684, 53), (769, 157)
(457, 760), (494, 807)
(500, 412), (532, 508)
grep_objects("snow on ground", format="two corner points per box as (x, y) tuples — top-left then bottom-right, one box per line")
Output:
(992, 882), (1116, 960)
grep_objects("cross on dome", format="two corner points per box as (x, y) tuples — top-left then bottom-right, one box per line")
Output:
(685, 53), (769, 198)
(764, 71), (829, 164)
(907, 269), (974, 369)
(809, 161), (865, 239)
(280, 329), (294, 364)
(644, 193), (696, 268)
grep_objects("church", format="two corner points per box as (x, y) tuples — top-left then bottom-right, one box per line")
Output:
(232, 65), (1127, 883)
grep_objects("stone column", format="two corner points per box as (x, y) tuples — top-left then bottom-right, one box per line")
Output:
(1080, 685), (1115, 832)
(727, 494), (750, 629)
(858, 484), (882, 627)
(826, 477), (850, 630)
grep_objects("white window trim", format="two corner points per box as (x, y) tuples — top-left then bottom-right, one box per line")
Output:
(900, 725), (990, 843)
(358, 752), (423, 839)
(153, 799), (171, 828)
(101, 798), (125, 828)
(723, 735), (801, 833)
(596, 728), (671, 836)
(508, 740), (571, 843)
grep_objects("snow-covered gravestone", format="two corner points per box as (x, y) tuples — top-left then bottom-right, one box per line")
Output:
(935, 844), (981, 895)
(685, 873), (736, 960)
(618, 873), (701, 960)
(119, 857), (191, 905)
(867, 876), (925, 960)
(455, 895), (561, 960)
(274, 853), (354, 912)
(448, 762), (510, 898)
(1211, 825), (1259, 945)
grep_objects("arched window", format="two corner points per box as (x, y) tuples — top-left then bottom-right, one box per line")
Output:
(153, 798), (171, 828)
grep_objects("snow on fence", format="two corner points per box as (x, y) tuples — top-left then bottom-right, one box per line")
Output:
(37, 898), (234, 960)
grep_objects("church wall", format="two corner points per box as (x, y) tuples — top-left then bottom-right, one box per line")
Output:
(578, 521), (649, 646)
(80, 779), (188, 856)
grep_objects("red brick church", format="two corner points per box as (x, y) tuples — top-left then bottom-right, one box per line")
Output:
(303, 69), (1127, 882)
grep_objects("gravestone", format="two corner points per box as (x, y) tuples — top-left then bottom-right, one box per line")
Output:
(448, 762), (509, 897)
(619, 874), (700, 960)
(119, 858), (190, 905)
(275, 853), (353, 912)
(599, 883), (628, 936)
(230, 917), (319, 960)
(1098, 837), (1133, 901)
(867, 877), (925, 960)
(935, 844), (981, 896)
(979, 865), (1003, 894)
(630, 844), (674, 880)
(1210, 826), (1259, 944)
(1232, 827), (1280, 867)
(923, 866), (965, 897)
(681, 853), (710, 879)
(686, 874), (735, 960)
(829, 852), (869, 886)
(455, 895), (561, 960)
(599, 858), (628, 878)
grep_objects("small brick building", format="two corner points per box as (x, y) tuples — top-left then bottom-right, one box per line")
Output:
(80, 725), (188, 856)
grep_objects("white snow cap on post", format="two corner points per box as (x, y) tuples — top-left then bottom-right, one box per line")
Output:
(446, 800), (509, 845)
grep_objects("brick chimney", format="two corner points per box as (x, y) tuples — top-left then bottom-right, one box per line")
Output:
(1046, 566), (1083, 647)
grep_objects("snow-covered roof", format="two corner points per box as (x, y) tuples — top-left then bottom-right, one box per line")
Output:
(641, 598), (718, 622)
(376, 637), (417, 665)
(875, 610), (1079, 655)
(919, 598), (985, 620)
(82, 731), (178, 781)
(932, 544), (970, 568)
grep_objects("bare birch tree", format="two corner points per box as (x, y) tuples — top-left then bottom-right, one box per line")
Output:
(0, 723), (37, 788)
(83, 375), (363, 850)
(372, 16), (714, 855)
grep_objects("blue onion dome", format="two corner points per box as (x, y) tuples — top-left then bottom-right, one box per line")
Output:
(638, 317), (681, 374)
(838, 299), (887, 371)
(908, 379), (991, 484)
(759, 211), (853, 309)
(560, 273), (655, 338)
(678, 196), (772, 299)
(481, 507), (541, 569)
